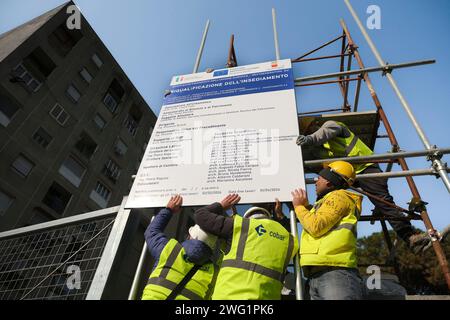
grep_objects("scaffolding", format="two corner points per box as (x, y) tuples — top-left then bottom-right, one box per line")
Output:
(280, 3), (450, 292)
(221, 5), (450, 295)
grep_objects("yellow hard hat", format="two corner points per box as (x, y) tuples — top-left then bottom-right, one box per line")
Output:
(326, 161), (356, 186)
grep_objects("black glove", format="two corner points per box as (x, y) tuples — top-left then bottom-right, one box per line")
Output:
(296, 135), (313, 146)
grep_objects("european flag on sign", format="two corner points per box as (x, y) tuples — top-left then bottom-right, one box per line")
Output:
(213, 69), (229, 77)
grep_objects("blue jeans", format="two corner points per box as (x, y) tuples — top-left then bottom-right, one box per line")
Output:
(308, 268), (363, 300)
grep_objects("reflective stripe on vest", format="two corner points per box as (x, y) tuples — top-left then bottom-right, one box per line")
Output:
(146, 277), (202, 300)
(159, 242), (183, 278)
(329, 223), (357, 238)
(322, 121), (374, 173)
(344, 135), (359, 156)
(226, 218), (294, 283)
(143, 239), (218, 300)
(212, 216), (297, 300)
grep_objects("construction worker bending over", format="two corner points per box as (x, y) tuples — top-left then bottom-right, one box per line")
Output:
(292, 161), (363, 300)
(296, 119), (429, 253)
(195, 194), (298, 300)
(141, 195), (219, 300)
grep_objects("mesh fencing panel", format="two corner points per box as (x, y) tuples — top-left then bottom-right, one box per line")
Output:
(0, 216), (115, 300)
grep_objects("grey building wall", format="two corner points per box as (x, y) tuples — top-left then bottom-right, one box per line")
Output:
(0, 2), (157, 231)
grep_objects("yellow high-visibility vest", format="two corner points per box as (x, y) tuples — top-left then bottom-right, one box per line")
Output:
(212, 215), (298, 300)
(142, 239), (218, 300)
(322, 121), (374, 173)
(300, 190), (362, 268)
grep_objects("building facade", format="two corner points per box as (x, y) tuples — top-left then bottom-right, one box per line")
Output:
(0, 2), (157, 231)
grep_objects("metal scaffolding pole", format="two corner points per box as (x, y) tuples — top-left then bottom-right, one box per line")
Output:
(294, 60), (435, 83)
(305, 168), (450, 184)
(304, 148), (450, 167)
(356, 168), (450, 180)
(272, 8), (281, 60)
(193, 20), (210, 73)
(128, 242), (149, 300)
(290, 209), (303, 300)
(339, 18), (450, 289)
(344, 0), (450, 193)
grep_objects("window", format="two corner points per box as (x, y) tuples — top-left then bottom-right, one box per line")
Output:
(95, 182), (111, 200)
(114, 139), (128, 156)
(103, 93), (117, 113)
(49, 103), (69, 125)
(79, 67), (93, 83)
(48, 23), (82, 57)
(11, 154), (34, 177)
(93, 114), (106, 130)
(102, 158), (121, 183)
(103, 79), (124, 113)
(32, 127), (53, 148)
(0, 94), (20, 127)
(59, 156), (86, 187)
(0, 190), (14, 216)
(91, 53), (103, 68)
(11, 47), (55, 92)
(124, 105), (142, 137)
(89, 181), (111, 208)
(25, 47), (56, 77)
(12, 63), (42, 92)
(124, 115), (138, 136)
(66, 84), (81, 102)
(42, 182), (72, 215)
(75, 132), (97, 159)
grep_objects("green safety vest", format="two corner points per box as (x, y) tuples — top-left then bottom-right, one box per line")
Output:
(141, 239), (218, 300)
(300, 190), (362, 269)
(212, 215), (297, 300)
(322, 121), (374, 173)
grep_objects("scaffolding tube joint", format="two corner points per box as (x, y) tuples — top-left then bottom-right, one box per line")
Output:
(382, 63), (393, 76)
(348, 43), (358, 51)
(427, 145), (443, 161)
(407, 197), (428, 214)
(428, 228), (442, 242)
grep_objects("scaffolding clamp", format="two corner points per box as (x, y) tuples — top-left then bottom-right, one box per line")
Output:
(381, 63), (393, 76)
(348, 43), (358, 51)
(427, 146), (448, 179)
(407, 197), (428, 213)
(426, 145), (443, 162)
(427, 228), (442, 242)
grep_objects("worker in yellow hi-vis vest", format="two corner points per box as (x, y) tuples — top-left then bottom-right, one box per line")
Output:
(195, 194), (298, 300)
(141, 195), (219, 300)
(292, 160), (363, 300)
(296, 119), (429, 253)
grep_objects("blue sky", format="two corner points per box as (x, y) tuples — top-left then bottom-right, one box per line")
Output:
(1, 0), (449, 238)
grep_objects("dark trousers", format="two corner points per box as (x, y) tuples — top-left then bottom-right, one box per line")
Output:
(353, 166), (414, 241)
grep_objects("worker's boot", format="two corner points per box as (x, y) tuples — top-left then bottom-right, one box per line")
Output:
(408, 233), (431, 254)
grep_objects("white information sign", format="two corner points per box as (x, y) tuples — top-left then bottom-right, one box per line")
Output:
(126, 59), (305, 208)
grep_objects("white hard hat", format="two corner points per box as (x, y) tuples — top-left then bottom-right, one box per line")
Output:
(243, 207), (271, 219)
(188, 224), (218, 250)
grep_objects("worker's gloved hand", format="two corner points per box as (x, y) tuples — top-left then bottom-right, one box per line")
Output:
(296, 135), (313, 146)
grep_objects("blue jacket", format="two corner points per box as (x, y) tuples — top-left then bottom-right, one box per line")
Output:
(144, 208), (212, 270)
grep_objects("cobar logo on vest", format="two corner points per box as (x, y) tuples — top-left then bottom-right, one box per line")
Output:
(255, 224), (266, 236)
(255, 224), (287, 241)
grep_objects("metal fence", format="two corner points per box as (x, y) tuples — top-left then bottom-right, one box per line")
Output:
(0, 216), (115, 300)
(0, 197), (147, 300)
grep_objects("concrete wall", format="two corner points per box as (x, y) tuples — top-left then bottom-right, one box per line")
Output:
(0, 3), (156, 231)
